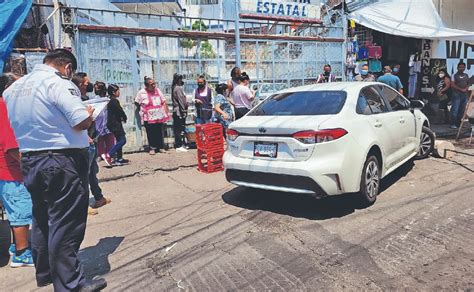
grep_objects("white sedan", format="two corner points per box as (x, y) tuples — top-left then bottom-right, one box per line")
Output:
(223, 82), (435, 205)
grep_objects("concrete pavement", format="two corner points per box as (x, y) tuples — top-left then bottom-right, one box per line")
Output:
(0, 146), (473, 291)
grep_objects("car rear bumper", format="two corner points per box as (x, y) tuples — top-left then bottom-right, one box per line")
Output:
(223, 153), (348, 196)
(225, 169), (329, 196)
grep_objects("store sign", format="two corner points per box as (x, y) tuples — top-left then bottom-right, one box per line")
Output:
(431, 40), (474, 76)
(240, 0), (321, 19)
(421, 39), (433, 96)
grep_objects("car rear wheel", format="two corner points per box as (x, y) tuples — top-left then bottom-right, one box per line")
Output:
(415, 126), (435, 159)
(359, 155), (380, 205)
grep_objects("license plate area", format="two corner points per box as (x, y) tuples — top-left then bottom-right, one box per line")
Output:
(254, 142), (278, 158)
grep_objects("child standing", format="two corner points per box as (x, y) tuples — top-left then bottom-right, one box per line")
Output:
(102, 84), (128, 167)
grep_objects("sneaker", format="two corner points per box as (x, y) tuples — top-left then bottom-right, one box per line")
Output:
(101, 154), (113, 167)
(92, 197), (111, 209)
(176, 146), (189, 152)
(158, 149), (166, 153)
(116, 158), (129, 164)
(149, 149), (156, 155)
(11, 249), (34, 268)
(112, 160), (123, 167)
(450, 124), (458, 129)
(8, 244), (15, 256)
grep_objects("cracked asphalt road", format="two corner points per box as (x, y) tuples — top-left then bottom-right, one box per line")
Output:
(1, 149), (473, 291)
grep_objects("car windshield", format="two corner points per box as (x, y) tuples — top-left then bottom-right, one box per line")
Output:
(248, 90), (347, 116)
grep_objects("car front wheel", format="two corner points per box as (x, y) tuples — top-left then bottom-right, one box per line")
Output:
(415, 126), (435, 159)
(359, 155), (380, 205)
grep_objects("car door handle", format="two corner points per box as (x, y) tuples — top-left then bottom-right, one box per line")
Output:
(374, 122), (382, 128)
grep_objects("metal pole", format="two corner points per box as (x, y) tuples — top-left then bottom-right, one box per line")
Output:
(234, 0), (241, 67)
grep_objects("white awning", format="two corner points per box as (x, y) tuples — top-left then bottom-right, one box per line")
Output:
(349, 0), (474, 41)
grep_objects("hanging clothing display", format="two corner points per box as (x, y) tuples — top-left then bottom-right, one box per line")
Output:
(368, 46), (382, 58)
(368, 59), (382, 72)
(357, 47), (369, 60)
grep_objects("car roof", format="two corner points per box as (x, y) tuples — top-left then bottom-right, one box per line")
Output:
(276, 82), (386, 96)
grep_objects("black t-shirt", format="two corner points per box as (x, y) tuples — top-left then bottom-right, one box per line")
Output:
(453, 72), (470, 92)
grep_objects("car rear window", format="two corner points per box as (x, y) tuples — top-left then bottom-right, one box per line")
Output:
(248, 90), (347, 116)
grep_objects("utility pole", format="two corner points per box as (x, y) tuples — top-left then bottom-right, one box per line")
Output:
(53, 0), (61, 48)
(234, 0), (241, 67)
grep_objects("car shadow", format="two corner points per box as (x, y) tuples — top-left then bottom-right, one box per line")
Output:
(222, 160), (415, 220)
(78, 236), (124, 279)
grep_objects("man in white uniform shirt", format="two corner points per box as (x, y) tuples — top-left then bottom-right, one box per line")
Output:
(3, 49), (107, 292)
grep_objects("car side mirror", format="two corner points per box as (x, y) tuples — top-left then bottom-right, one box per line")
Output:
(410, 99), (424, 109)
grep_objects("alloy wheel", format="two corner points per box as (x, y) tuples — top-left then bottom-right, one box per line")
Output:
(418, 132), (432, 157)
(365, 160), (379, 198)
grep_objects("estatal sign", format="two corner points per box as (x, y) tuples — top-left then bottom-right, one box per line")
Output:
(240, 0), (321, 19)
(431, 40), (474, 76)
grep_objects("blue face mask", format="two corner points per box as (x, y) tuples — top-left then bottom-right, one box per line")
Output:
(393, 68), (399, 73)
(361, 70), (368, 75)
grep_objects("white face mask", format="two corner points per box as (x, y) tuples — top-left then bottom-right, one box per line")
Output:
(438, 73), (445, 78)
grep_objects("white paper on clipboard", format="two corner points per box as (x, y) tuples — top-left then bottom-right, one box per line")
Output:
(83, 98), (109, 120)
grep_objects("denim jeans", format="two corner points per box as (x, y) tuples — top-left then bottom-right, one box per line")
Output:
(88, 144), (103, 201)
(451, 90), (468, 126)
(109, 133), (126, 159)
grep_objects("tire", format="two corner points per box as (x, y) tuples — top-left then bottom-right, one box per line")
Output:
(415, 126), (435, 160)
(358, 155), (381, 206)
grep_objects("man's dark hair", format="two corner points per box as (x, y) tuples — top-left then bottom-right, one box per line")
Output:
(216, 83), (228, 95)
(108, 84), (120, 97)
(324, 64), (331, 68)
(458, 62), (466, 67)
(94, 81), (107, 96)
(230, 67), (240, 78)
(43, 48), (77, 71)
(0, 73), (17, 96)
(71, 72), (87, 88)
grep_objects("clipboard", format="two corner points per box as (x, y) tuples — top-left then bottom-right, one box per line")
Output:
(83, 98), (109, 120)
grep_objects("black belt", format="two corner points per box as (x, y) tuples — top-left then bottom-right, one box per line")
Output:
(23, 148), (86, 157)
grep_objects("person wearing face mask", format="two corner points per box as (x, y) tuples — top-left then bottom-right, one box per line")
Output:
(172, 73), (189, 152)
(135, 76), (170, 155)
(194, 75), (213, 124)
(378, 66), (404, 95)
(317, 64), (336, 83)
(214, 83), (234, 135)
(392, 64), (401, 76)
(102, 84), (128, 167)
(3, 49), (107, 291)
(353, 64), (375, 82)
(72, 73), (111, 215)
(449, 62), (470, 129)
(435, 69), (451, 124)
(94, 81), (115, 161)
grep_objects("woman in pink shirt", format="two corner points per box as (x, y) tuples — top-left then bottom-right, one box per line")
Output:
(135, 77), (170, 155)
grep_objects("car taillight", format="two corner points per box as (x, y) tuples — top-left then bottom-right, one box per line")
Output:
(292, 129), (348, 144)
(226, 129), (239, 141)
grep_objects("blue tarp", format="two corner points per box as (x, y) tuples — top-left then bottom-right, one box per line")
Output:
(0, 0), (32, 71)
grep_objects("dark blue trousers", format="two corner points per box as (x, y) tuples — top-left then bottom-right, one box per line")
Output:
(21, 149), (89, 291)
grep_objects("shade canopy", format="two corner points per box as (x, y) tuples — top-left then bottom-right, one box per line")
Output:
(349, 0), (474, 41)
